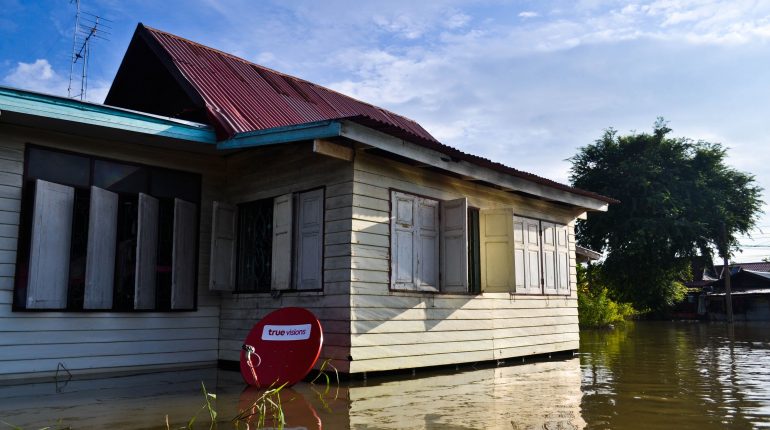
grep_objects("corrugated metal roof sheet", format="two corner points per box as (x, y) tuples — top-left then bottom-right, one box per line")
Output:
(139, 24), (617, 205)
(143, 25), (437, 145)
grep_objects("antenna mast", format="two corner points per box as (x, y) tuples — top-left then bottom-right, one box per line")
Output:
(67, 0), (111, 101)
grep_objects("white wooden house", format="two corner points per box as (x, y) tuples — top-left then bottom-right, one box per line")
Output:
(0, 24), (614, 380)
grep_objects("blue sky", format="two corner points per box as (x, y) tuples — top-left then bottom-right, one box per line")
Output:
(2, 0), (770, 262)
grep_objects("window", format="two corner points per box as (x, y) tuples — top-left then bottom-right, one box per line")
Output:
(513, 216), (571, 295)
(14, 146), (201, 311)
(209, 188), (325, 293)
(390, 191), (474, 293)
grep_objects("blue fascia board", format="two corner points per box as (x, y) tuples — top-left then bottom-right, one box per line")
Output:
(0, 86), (217, 144)
(217, 120), (342, 150)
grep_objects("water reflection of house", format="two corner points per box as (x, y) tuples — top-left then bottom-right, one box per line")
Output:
(0, 24), (615, 381)
(0, 360), (585, 429)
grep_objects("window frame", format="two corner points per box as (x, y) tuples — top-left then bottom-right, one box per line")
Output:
(388, 189), (479, 295)
(230, 186), (326, 294)
(13, 144), (202, 312)
(513, 215), (572, 296)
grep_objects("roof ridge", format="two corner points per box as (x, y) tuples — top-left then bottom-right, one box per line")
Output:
(140, 24), (425, 130)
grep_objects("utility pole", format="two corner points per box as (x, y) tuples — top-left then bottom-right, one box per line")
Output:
(720, 222), (734, 324)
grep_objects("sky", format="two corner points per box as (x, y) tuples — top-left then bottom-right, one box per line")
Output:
(1, 0), (770, 262)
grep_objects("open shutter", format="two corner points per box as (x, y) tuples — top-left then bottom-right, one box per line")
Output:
(295, 189), (324, 290)
(84, 186), (118, 309)
(416, 198), (439, 292)
(556, 224), (570, 294)
(524, 218), (542, 294)
(440, 198), (468, 293)
(134, 193), (158, 309)
(541, 222), (558, 295)
(479, 208), (515, 293)
(513, 217), (526, 293)
(172, 198), (197, 309)
(271, 193), (293, 290)
(27, 180), (74, 309)
(209, 202), (236, 291)
(391, 192), (417, 290)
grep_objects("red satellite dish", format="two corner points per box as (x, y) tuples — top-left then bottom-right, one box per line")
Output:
(240, 307), (323, 387)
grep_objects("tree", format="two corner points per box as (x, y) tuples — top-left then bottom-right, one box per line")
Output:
(570, 118), (763, 311)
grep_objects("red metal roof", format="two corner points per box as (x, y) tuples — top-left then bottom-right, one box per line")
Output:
(142, 25), (437, 145)
(139, 25), (617, 205)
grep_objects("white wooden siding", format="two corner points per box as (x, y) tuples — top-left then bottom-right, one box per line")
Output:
(0, 125), (222, 380)
(348, 152), (580, 374)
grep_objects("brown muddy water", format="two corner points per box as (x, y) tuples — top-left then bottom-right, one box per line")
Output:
(2, 321), (770, 429)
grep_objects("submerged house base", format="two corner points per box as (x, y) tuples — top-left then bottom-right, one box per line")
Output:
(0, 24), (613, 381)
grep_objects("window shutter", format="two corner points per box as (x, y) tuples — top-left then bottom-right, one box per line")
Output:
(295, 189), (324, 290)
(541, 222), (558, 295)
(556, 225), (570, 294)
(391, 192), (417, 290)
(134, 193), (159, 310)
(513, 217), (526, 293)
(172, 198), (197, 309)
(27, 180), (74, 309)
(440, 198), (468, 293)
(84, 186), (118, 309)
(271, 193), (293, 290)
(524, 218), (543, 294)
(416, 198), (439, 292)
(479, 208), (515, 293)
(209, 201), (236, 291)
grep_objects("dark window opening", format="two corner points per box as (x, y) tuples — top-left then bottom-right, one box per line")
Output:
(67, 188), (91, 310)
(468, 207), (481, 294)
(155, 198), (175, 310)
(236, 198), (273, 292)
(113, 194), (138, 311)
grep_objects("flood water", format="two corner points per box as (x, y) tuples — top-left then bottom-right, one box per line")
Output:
(2, 321), (770, 429)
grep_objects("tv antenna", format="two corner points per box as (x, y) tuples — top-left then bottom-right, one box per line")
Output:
(67, 0), (111, 101)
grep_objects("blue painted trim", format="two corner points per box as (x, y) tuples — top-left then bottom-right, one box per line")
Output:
(217, 120), (342, 150)
(0, 86), (217, 144)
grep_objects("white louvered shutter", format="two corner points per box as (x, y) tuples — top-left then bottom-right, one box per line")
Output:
(541, 221), (558, 295)
(391, 192), (417, 290)
(27, 180), (74, 309)
(556, 224), (571, 294)
(295, 189), (324, 290)
(513, 217), (526, 294)
(524, 218), (543, 294)
(416, 198), (439, 292)
(84, 186), (118, 309)
(271, 193), (293, 290)
(440, 198), (468, 293)
(209, 201), (236, 291)
(134, 193), (159, 309)
(172, 198), (197, 309)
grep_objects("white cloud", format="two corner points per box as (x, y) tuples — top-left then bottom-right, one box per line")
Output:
(3, 59), (67, 96)
(519, 11), (539, 18)
(3, 58), (114, 103)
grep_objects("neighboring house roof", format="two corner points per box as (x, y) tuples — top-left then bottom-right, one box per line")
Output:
(715, 262), (770, 277)
(105, 24), (617, 207)
(576, 246), (602, 262)
(707, 268), (770, 293)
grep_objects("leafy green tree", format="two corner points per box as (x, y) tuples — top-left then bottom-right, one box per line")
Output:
(570, 118), (763, 311)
